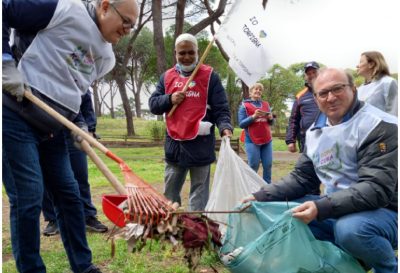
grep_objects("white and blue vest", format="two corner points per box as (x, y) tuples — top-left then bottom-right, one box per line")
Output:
(306, 104), (397, 194)
(18, 0), (115, 113)
(357, 75), (398, 116)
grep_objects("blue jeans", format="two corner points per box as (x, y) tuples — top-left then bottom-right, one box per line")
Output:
(42, 134), (97, 222)
(245, 141), (272, 183)
(295, 195), (398, 273)
(164, 162), (210, 211)
(2, 107), (95, 273)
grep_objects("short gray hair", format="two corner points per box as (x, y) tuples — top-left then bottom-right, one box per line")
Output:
(175, 33), (198, 50)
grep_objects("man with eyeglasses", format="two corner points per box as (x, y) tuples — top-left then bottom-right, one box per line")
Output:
(149, 33), (233, 211)
(2, 0), (138, 272)
(243, 68), (398, 272)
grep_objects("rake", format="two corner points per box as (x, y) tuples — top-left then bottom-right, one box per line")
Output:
(24, 90), (175, 227)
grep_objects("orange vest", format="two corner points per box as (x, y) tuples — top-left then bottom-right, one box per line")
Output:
(243, 101), (272, 145)
(165, 65), (212, 140)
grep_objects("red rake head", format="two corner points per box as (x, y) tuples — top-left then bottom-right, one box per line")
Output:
(105, 150), (174, 226)
(127, 186), (174, 225)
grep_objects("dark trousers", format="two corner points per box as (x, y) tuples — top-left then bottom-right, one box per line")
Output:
(42, 134), (97, 221)
(3, 106), (94, 273)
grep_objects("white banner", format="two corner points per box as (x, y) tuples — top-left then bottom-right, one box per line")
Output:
(216, 0), (271, 87)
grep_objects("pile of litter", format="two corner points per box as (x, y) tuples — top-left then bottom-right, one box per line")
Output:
(104, 196), (222, 271)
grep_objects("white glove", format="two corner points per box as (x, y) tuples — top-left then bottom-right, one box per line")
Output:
(198, 121), (213, 136)
(2, 60), (25, 102)
(71, 122), (89, 150)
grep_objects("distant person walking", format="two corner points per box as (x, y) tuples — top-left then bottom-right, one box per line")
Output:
(285, 61), (320, 153)
(238, 83), (275, 183)
(356, 51), (398, 116)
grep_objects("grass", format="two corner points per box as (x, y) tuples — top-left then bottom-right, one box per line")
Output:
(2, 117), (296, 273)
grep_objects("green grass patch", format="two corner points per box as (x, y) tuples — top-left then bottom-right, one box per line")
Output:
(2, 117), (297, 273)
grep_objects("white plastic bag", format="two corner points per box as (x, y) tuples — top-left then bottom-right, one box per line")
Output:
(205, 137), (265, 232)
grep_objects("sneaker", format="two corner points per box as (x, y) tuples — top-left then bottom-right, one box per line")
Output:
(43, 220), (59, 236)
(86, 216), (108, 233)
(86, 266), (103, 273)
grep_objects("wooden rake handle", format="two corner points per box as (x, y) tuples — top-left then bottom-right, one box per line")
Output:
(23, 90), (126, 194)
(80, 140), (127, 195)
(167, 36), (216, 117)
(24, 90), (109, 154)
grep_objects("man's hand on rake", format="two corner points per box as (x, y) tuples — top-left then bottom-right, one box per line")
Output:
(2, 59), (26, 102)
(71, 122), (89, 150)
(170, 91), (185, 105)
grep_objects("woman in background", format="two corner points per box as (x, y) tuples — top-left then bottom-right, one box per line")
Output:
(238, 83), (275, 183)
(356, 51), (398, 116)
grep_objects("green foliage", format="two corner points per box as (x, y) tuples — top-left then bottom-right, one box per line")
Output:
(260, 64), (304, 133)
(165, 21), (208, 39)
(115, 97), (137, 118)
(163, 34), (176, 69)
(346, 68), (365, 87)
(126, 26), (162, 86)
(147, 121), (166, 140)
(225, 69), (243, 127)
(287, 62), (308, 77)
(288, 61), (326, 80)
(272, 138), (288, 151)
(199, 38), (229, 79)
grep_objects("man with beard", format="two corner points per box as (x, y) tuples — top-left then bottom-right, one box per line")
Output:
(149, 33), (233, 211)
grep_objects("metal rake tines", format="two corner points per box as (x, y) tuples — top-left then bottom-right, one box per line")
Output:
(126, 186), (174, 225)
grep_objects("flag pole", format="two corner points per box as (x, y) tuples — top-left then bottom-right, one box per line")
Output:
(167, 35), (216, 117)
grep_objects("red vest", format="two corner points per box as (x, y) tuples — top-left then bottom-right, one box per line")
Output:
(165, 65), (212, 140)
(243, 101), (272, 145)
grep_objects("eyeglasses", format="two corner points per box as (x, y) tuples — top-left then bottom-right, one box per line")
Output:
(110, 3), (135, 30)
(314, 84), (350, 99)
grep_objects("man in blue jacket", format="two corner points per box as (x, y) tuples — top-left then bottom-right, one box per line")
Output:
(149, 33), (233, 211)
(2, 0), (138, 272)
(285, 61), (320, 153)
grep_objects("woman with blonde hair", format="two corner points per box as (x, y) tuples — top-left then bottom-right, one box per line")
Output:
(356, 51), (398, 116)
(238, 83), (275, 183)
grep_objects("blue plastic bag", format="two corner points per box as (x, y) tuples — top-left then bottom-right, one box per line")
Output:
(220, 202), (365, 273)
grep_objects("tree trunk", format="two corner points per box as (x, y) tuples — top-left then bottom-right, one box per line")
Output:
(174, 0), (185, 37)
(187, 0), (227, 35)
(116, 75), (135, 136)
(226, 72), (237, 127)
(152, 0), (167, 78)
(110, 92), (115, 119)
(134, 92), (141, 119)
(152, 0), (166, 121)
(242, 80), (249, 99)
(91, 80), (102, 117)
(262, 0), (268, 9)
(173, 0), (186, 58)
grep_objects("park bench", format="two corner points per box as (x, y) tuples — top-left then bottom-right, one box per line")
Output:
(99, 133), (287, 154)
(99, 134), (242, 154)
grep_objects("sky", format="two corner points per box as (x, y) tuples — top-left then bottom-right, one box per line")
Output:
(247, 0), (399, 73)
(105, 0), (400, 112)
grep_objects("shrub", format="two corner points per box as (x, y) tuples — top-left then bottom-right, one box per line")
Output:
(147, 121), (166, 140)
